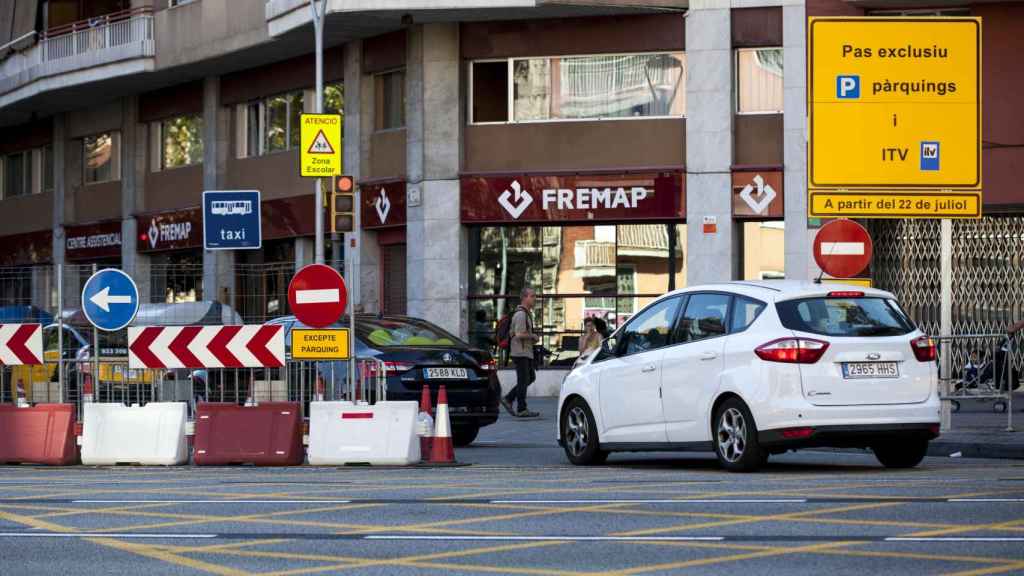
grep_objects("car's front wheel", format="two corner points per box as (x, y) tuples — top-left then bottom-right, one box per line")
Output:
(873, 439), (928, 469)
(561, 398), (608, 465)
(713, 398), (765, 472)
(453, 424), (480, 447)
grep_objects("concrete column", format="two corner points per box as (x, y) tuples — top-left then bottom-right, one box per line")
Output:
(344, 40), (380, 314)
(685, 4), (736, 285)
(52, 114), (67, 268)
(782, 3), (815, 280)
(121, 95), (151, 301)
(201, 76), (235, 304)
(405, 23), (466, 337)
(295, 237), (315, 271)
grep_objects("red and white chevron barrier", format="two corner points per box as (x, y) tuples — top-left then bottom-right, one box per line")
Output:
(0, 324), (43, 366)
(128, 325), (285, 369)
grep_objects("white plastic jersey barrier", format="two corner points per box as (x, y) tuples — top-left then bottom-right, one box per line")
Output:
(307, 401), (420, 465)
(81, 402), (189, 465)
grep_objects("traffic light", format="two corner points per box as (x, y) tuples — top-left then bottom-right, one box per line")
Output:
(331, 175), (355, 233)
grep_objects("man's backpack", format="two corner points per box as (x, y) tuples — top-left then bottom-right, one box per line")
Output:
(495, 315), (512, 349)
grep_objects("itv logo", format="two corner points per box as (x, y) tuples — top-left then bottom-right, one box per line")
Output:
(836, 75), (860, 99)
(921, 141), (940, 171)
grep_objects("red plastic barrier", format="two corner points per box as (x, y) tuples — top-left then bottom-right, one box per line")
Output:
(193, 402), (303, 466)
(0, 404), (78, 465)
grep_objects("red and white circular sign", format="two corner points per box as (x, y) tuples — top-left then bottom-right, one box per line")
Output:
(288, 264), (347, 328)
(813, 219), (873, 279)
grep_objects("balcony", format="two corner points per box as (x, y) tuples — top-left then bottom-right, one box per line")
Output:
(0, 8), (154, 111)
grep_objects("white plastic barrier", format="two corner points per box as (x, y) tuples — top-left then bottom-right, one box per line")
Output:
(307, 400), (420, 465)
(81, 402), (189, 466)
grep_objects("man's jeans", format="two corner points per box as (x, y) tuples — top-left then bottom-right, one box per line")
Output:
(506, 356), (535, 412)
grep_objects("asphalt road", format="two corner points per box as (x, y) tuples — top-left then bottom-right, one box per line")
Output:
(2, 399), (1024, 575)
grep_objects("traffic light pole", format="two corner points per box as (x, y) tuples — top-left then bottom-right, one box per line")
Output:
(311, 0), (325, 265)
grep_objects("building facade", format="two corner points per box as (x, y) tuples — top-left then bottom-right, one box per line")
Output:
(0, 0), (1021, 367)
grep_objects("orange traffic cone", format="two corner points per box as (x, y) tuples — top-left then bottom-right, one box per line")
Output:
(428, 385), (455, 464)
(418, 385), (434, 458)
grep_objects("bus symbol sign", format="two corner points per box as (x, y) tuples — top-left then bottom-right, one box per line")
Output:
(203, 190), (262, 250)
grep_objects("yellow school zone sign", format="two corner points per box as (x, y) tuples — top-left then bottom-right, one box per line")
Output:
(292, 328), (350, 360)
(300, 114), (342, 177)
(808, 17), (982, 218)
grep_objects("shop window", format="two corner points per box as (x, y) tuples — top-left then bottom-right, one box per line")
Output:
(470, 61), (509, 123)
(468, 223), (685, 368)
(743, 221), (785, 280)
(157, 115), (204, 170)
(83, 132), (121, 184)
(150, 252), (203, 304)
(238, 91), (304, 158)
(736, 48), (783, 114)
(2, 152), (30, 199)
(376, 70), (405, 130)
(469, 52), (685, 124)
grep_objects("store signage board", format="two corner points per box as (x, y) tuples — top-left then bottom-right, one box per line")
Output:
(203, 190), (262, 250)
(300, 114), (342, 177)
(288, 264), (347, 329)
(732, 171), (783, 219)
(361, 181), (407, 230)
(81, 268), (140, 332)
(292, 329), (350, 360)
(807, 17), (981, 218)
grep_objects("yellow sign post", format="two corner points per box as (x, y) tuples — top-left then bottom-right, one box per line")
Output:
(292, 329), (350, 360)
(808, 17), (981, 218)
(300, 113), (342, 177)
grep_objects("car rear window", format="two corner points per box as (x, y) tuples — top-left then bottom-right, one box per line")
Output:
(358, 318), (463, 347)
(776, 297), (916, 337)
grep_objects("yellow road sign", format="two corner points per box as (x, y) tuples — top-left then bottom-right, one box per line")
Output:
(300, 114), (342, 177)
(822, 277), (873, 288)
(292, 329), (349, 360)
(808, 17), (982, 218)
(809, 192), (981, 218)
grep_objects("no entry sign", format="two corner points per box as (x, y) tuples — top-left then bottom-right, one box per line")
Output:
(288, 264), (347, 328)
(813, 219), (873, 279)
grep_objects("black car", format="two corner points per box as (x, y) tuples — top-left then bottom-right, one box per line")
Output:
(268, 314), (501, 446)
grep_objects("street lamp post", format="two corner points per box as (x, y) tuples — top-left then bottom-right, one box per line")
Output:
(311, 0), (325, 265)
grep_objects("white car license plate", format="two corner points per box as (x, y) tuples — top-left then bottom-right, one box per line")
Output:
(842, 362), (899, 379)
(424, 367), (468, 380)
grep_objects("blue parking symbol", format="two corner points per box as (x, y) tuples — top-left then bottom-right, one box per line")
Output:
(920, 141), (940, 171)
(836, 75), (860, 99)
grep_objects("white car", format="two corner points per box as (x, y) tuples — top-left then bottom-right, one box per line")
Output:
(557, 281), (940, 472)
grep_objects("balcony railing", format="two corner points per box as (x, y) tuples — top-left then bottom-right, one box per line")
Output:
(0, 8), (154, 107)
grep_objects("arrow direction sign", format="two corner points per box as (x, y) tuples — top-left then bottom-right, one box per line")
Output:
(81, 269), (140, 332)
(128, 325), (285, 370)
(0, 324), (43, 366)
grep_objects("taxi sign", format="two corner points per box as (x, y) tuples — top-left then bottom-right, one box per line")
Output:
(808, 17), (982, 218)
(300, 114), (342, 177)
(292, 329), (350, 360)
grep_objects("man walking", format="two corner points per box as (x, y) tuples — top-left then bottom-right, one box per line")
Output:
(502, 287), (540, 418)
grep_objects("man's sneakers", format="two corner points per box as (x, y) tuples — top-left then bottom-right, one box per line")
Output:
(500, 397), (516, 416)
(515, 409), (540, 418)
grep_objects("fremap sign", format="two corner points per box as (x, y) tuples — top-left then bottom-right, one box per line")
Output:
(808, 17), (982, 218)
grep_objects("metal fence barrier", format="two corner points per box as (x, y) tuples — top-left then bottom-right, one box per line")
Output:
(937, 333), (1016, 432)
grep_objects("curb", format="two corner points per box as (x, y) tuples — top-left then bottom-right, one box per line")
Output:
(927, 440), (1024, 460)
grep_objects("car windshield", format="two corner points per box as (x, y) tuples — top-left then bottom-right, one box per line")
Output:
(357, 317), (465, 348)
(776, 297), (916, 337)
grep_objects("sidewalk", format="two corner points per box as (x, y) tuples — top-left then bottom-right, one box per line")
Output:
(931, 396), (1024, 459)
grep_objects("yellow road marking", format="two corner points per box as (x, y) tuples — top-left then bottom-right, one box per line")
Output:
(87, 538), (250, 576)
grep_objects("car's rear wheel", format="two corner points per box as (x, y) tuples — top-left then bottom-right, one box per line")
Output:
(873, 439), (928, 469)
(713, 398), (765, 472)
(453, 423), (480, 447)
(561, 398), (608, 465)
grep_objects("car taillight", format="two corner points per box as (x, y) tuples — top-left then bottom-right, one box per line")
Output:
(911, 336), (937, 362)
(480, 359), (497, 371)
(827, 291), (864, 298)
(755, 338), (829, 364)
(365, 361), (415, 376)
(781, 427), (815, 439)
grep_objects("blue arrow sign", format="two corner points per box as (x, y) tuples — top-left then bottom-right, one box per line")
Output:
(81, 269), (140, 332)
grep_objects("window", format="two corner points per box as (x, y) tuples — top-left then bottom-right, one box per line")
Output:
(470, 52), (685, 124)
(323, 84), (344, 116)
(83, 132), (121, 184)
(776, 297), (916, 337)
(358, 317), (463, 348)
(169, 0), (196, 6)
(42, 144), (54, 193)
(736, 48), (783, 114)
(730, 296), (766, 333)
(376, 70), (405, 130)
(160, 115), (204, 169)
(677, 293), (731, 343)
(2, 152), (29, 198)
(619, 296), (681, 356)
(241, 91), (304, 157)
